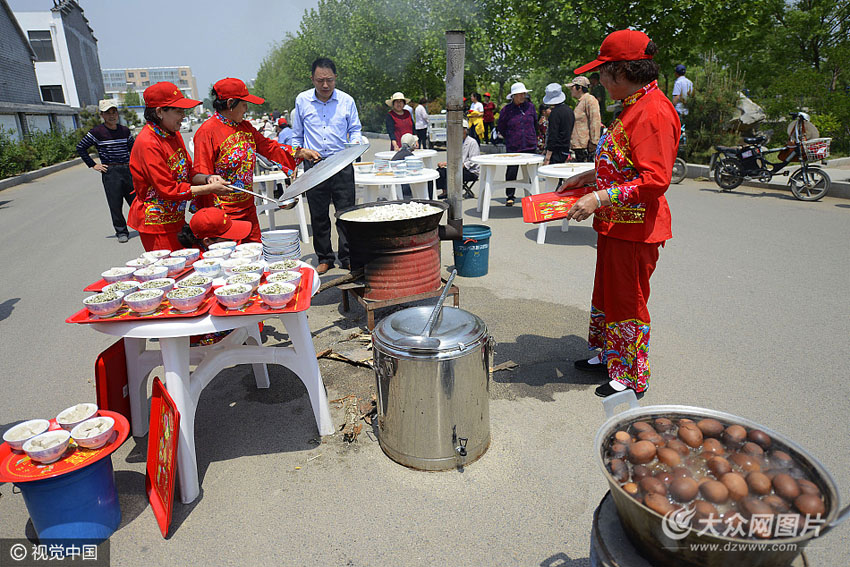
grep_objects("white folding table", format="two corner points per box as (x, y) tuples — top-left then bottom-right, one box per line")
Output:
(535, 163), (596, 244)
(470, 153), (544, 221)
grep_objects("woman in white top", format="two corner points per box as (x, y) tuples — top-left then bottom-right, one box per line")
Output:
(414, 97), (430, 149)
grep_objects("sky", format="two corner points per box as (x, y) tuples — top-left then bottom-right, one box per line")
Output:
(9, 0), (321, 98)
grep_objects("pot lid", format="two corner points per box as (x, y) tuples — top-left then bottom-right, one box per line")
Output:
(373, 306), (487, 352)
(280, 143), (369, 202)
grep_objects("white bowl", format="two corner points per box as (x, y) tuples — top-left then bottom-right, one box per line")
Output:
(103, 280), (140, 295)
(155, 256), (187, 276)
(101, 266), (136, 283)
(23, 430), (71, 464)
(175, 274), (212, 294)
(56, 403), (99, 432)
(193, 259), (222, 277)
(226, 272), (262, 292)
(125, 257), (155, 269)
(229, 263), (264, 276)
(71, 416), (115, 450)
(170, 248), (201, 264)
(208, 241), (238, 251)
(133, 265), (169, 282)
(142, 249), (172, 261)
(83, 291), (125, 317)
(214, 284), (252, 310)
(266, 270), (302, 287)
(138, 277), (176, 294)
(166, 286), (207, 313)
(230, 249), (261, 263)
(202, 248), (231, 261)
(221, 257), (250, 276)
(235, 242), (263, 253)
(124, 289), (165, 314)
(267, 259), (301, 273)
(257, 282), (296, 308)
(3, 419), (51, 452)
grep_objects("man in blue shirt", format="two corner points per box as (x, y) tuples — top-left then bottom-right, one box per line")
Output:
(292, 57), (363, 274)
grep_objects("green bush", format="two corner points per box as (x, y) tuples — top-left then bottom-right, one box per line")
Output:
(0, 127), (83, 180)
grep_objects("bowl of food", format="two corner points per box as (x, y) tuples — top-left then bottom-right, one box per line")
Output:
(101, 266), (136, 283)
(138, 277), (176, 294)
(230, 263), (264, 276)
(123, 289), (165, 314)
(221, 257), (249, 276)
(234, 242), (263, 253)
(257, 282), (296, 308)
(3, 419), (51, 452)
(193, 259), (222, 277)
(103, 280), (140, 295)
(230, 249), (261, 263)
(175, 274), (213, 294)
(208, 240), (238, 252)
(226, 272), (262, 292)
(71, 416), (115, 450)
(56, 403), (99, 432)
(267, 259), (301, 273)
(142, 249), (172, 262)
(166, 286), (207, 313)
(133, 265), (168, 282)
(202, 248), (231, 261)
(213, 284), (253, 310)
(125, 256), (155, 269)
(266, 270), (302, 286)
(83, 291), (125, 318)
(354, 161), (374, 174)
(23, 430), (71, 464)
(155, 256), (187, 276)
(170, 247), (201, 264)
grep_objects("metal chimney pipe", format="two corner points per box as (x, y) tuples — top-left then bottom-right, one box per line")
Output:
(440, 30), (464, 241)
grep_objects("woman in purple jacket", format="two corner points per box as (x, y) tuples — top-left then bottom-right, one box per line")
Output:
(496, 82), (537, 206)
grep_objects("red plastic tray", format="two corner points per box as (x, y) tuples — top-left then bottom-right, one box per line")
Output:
(0, 410), (130, 483)
(66, 292), (216, 325)
(146, 377), (179, 538)
(210, 268), (312, 317)
(521, 187), (595, 224)
(83, 266), (195, 292)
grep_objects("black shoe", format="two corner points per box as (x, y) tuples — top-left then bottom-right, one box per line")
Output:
(339, 261), (350, 271)
(505, 197), (515, 207)
(574, 358), (608, 373)
(117, 233), (129, 243)
(595, 382), (645, 399)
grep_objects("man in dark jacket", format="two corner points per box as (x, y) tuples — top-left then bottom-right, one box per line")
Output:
(541, 83), (575, 165)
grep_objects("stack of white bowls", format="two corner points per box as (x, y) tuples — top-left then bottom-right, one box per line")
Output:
(262, 229), (301, 262)
(404, 156), (424, 174)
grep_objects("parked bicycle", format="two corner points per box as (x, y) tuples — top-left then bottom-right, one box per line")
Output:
(709, 112), (832, 201)
(670, 124), (687, 185)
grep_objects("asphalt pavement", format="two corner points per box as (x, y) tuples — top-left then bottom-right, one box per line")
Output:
(1, 143), (848, 566)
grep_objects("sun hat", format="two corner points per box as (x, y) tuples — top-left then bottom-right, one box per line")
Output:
(462, 119), (469, 129)
(542, 83), (566, 105)
(213, 78), (264, 105)
(483, 92), (491, 97)
(385, 92), (410, 106)
(566, 76), (591, 88)
(400, 133), (418, 147)
(98, 99), (118, 112)
(277, 117), (288, 127)
(574, 29), (653, 75)
(506, 82), (531, 99)
(190, 208), (251, 241)
(143, 82), (201, 109)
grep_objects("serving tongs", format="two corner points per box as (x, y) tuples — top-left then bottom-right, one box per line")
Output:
(397, 269), (457, 350)
(225, 184), (297, 209)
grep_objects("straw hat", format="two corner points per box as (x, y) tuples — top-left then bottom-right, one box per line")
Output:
(385, 92), (410, 106)
(506, 82), (530, 99)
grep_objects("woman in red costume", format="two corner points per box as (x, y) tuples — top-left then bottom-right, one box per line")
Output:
(558, 30), (680, 399)
(193, 78), (319, 242)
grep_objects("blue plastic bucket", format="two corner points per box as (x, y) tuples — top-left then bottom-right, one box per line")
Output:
(17, 457), (121, 544)
(453, 224), (491, 277)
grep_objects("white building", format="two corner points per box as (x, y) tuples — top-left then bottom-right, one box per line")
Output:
(13, 0), (103, 108)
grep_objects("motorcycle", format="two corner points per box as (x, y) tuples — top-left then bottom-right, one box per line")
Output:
(710, 112), (832, 201)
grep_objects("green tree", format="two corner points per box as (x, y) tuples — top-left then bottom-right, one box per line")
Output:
(124, 87), (141, 106)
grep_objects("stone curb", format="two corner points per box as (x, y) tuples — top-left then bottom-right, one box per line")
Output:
(0, 158), (83, 192)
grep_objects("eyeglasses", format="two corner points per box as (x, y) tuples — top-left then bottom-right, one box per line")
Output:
(312, 77), (335, 85)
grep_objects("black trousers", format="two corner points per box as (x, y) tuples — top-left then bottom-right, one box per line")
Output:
(505, 165), (520, 199)
(416, 128), (428, 149)
(436, 167), (478, 191)
(549, 150), (570, 164)
(304, 162), (355, 265)
(101, 164), (134, 236)
(483, 121), (494, 143)
(573, 148), (593, 163)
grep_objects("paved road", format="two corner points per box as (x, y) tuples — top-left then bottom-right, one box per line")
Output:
(1, 154), (848, 566)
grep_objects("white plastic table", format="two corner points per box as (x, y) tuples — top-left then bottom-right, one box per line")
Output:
(535, 163), (596, 244)
(253, 172), (310, 243)
(374, 149), (438, 171)
(354, 169), (440, 202)
(470, 153), (544, 221)
(87, 272), (332, 504)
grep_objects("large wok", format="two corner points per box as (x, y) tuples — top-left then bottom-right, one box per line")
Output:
(595, 399), (849, 567)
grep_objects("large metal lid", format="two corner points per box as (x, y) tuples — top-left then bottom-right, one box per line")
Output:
(373, 306), (487, 355)
(280, 143), (369, 201)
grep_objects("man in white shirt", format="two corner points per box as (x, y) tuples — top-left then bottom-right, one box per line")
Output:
(435, 120), (479, 198)
(672, 64), (694, 118)
(414, 97), (430, 149)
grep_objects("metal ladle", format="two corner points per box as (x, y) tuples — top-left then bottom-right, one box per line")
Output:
(397, 269), (457, 350)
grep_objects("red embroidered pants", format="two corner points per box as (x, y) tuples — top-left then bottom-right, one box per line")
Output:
(139, 231), (182, 252)
(588, 234), (661, 392)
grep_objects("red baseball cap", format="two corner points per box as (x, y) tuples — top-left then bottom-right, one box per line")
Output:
(190, 207), (251, 241)
(277, 117), (288, 127)
(574, 29), (653, 74)
(143, 82), (201, 109)
(213, 78), (264, 105)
